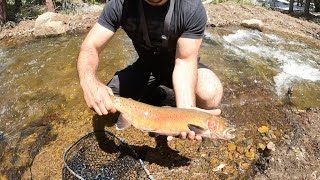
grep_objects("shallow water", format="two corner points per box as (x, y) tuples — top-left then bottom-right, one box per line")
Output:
(0, 28), (319, 179)
(203, 28), (320, 108)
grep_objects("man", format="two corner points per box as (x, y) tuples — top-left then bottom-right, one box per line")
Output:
(77, 0), (223, 141)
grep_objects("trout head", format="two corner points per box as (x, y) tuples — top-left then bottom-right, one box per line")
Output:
(207, 117), (235, 140)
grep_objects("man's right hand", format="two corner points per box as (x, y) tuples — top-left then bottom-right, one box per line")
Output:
(80, 78), (117, 116)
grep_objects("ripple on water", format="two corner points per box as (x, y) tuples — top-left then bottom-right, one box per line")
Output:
(274, 62), (320, 94)
(212, 29), (320, 108)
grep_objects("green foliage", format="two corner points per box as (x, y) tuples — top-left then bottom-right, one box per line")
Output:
(7, 3), (46, 21)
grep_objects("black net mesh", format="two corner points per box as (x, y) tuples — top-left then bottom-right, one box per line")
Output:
(62, 131), (153, 180)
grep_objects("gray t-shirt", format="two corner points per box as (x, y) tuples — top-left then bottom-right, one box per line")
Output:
(98, 0), (207, 56)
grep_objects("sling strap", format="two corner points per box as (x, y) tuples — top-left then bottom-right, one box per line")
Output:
(138, 0), (175, 49)
(162, 0), (175, 48)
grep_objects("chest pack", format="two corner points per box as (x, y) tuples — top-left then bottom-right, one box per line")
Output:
(121, 0), (177, 57)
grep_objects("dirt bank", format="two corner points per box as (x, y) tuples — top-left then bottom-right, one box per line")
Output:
(205, 1), (320, 41)
(0, 1), (320, 44)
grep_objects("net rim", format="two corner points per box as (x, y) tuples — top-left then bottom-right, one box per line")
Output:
(63, 130), (154, 180)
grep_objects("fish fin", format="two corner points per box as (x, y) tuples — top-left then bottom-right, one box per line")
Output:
(148, 131), (179, 137)
(188, 124), (207, 134)
(148, 132), (159, 137)
(116, 114), (131, 130)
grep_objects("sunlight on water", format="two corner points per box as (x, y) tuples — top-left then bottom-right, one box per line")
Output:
(0, 31), (134, 140)
(274, 62), (320, 95)
(219, 29), (320, 107)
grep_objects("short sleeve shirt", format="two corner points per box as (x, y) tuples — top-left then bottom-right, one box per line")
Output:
(98, 0), (207, 56)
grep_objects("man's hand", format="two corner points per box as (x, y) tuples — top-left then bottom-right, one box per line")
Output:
(167, 107), (221, 142)
(77, 23), (116, 115)
(80, 78), (116, 116)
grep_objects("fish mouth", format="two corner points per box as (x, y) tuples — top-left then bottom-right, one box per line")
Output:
(222, 128), (236, 139)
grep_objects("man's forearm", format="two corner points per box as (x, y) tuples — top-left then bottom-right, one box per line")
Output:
(77, 23), (115, 84)
(77, 46), (99, 84)
(173, 58), (198, 108)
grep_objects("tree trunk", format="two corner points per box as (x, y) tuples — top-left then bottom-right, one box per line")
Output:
(0, 0), (7, 24)
(289, 0), (294, 13)
(315, 0), (320, 12)
(14, 0), (22, 13)
(46, 0), (55, 12)
(304, 0), (311, 15)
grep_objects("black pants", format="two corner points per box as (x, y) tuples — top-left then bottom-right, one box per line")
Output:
(107, 56), (208, 102)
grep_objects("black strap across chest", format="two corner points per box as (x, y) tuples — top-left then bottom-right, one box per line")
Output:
(138, 0), (175, 49)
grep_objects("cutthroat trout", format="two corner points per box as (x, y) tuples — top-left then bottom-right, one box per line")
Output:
(111, 96), (235, 140)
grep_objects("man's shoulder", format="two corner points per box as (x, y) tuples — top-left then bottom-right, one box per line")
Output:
(178, 0), (202, 8)
(176, 0), (204, 16)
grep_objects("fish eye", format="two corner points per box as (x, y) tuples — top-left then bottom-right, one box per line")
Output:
(223, 128), (236, 139)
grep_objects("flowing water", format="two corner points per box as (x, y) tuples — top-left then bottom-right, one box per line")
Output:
(0, 28), (319, 179)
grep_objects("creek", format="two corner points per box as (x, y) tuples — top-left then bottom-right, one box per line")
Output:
(0, 28), (319, 179)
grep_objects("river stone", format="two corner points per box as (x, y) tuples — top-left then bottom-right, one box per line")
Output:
(34, 12), (68, 37)
(79, 4), (103, 13)
(227, 143), (236, 152)
(240, 19), (264, 32)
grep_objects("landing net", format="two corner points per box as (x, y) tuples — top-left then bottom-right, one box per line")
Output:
(62, 131), (153, 180)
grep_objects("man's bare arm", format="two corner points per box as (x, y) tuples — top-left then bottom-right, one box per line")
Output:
(173, 37), (201, 109)
(77, 23), (116, 115)
(167, 37), (202, 141)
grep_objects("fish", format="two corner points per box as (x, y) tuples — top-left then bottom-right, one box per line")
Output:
(110, 96), (235, 140)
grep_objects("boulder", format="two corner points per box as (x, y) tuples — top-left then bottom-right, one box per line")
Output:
(240, 19), (264, 32)
(78, 4), (103, 13)
(34, 12), (68, 37)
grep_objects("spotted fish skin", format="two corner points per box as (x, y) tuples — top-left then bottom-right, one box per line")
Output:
(111, 96), (235, 139)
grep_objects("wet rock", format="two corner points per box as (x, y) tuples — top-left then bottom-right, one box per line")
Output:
(257, 143), (266, 151)
(258, 126), (269, 134)
(0, 175), (8, 180)
(223, 165), (236, 174)
(234, 152), (240, 159)
(246, 139), (253, 146)
(267, 142), (276, 151)
(268, 130), (277, 139)
(245, 151), (255, 160)
(210, 158), (220, 167)
(236, 146), (244, 154)
(241, 162), (250, 170)
(212, 163), (226, 172)
(240, 19), (264, 32)
(225, 152), (233, 160)
(227, 143), (236, 152)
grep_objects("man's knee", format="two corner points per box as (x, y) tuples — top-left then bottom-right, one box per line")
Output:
(196, 68), (223, 109)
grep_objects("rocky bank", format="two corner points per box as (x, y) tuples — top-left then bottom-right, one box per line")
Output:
(0, 1), (320, 43)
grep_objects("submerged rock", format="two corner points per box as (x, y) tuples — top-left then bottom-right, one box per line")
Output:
(257, 143), (266, 150)
(228, 143), (236, 152)
(258, 126), (269, 134)
(0, 131), (4, 141)
(267, 142), (276, 151)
